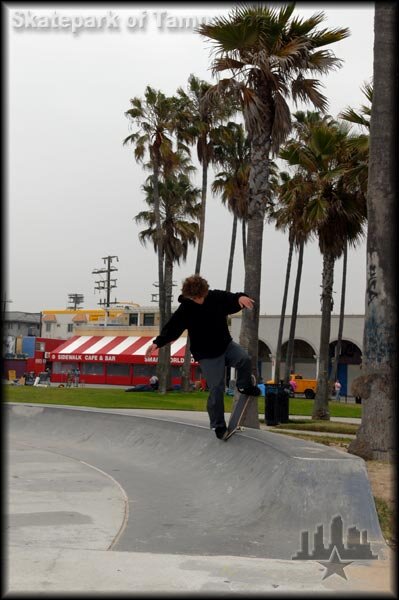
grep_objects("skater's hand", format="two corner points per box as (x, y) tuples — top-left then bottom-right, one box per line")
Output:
(239, 296), (255, 310)
(145, 343), (158, 357)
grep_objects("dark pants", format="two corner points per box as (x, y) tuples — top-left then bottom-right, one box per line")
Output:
(199, 341), (252, 429)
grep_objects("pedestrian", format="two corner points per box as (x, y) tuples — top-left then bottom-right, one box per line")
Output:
(334, 379), (342, 401)
(66, 371), (72, 388)
(145, 274), (260, 439)
(149, 374), (159, 391)
(73, 367), (80, 387)
(289, 376), (297, 394)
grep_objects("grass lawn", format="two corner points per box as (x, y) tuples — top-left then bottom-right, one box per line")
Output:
(3, 384), (362, 418)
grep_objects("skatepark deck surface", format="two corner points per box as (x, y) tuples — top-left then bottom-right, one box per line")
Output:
(6, 403), (394, 594)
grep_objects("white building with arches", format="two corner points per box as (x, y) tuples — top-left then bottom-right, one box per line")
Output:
(231, 314), (364, 398)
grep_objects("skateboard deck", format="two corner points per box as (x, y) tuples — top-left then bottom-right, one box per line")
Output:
(224, 375), (257, 441)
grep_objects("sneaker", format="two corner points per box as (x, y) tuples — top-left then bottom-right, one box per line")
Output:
(215, 426), (227, 439)
(237, 384), (260, 397)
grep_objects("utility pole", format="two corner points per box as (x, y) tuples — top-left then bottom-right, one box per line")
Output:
(67, 294), (84, 310)
(92, 256), (119, 324)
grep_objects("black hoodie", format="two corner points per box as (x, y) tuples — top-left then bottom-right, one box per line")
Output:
(153, 289), (247, 360)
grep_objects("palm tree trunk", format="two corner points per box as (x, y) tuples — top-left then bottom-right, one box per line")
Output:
(158, 254), (173, 393)
(312, 252), (335, 420)
(181, 148), (209, 391)
(224, 214), (238, 400)
(331, 241), (347, 383)
(239, 129), (271, 428)
(226, 214), (238, 292)
(152, 154), (169, 394)
(195, 144), (208, 274)
(242, 219), (247, 262)
(152, 155), (166, 328)
(349, 3), (396, 462)
(274, 236), (294, 384)
(284, 239), (304, 383)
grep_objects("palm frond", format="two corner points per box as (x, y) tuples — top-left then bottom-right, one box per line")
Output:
(277, 3), (296, 27)
(339, 107), (369, 128)
(287, 12), (326, 36)
(198, 19), (260, 53)
(271, 92), (291, 153)
(212, 56), (247, 72)
(306, 49), (343, 75)
(309, 26), (350, 48)
(291, 77), (328, 112)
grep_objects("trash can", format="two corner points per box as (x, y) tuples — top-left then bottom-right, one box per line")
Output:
(279, 384), (290, 423)
(265, 383), (290, 425)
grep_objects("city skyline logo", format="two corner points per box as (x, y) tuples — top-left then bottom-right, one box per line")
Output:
(292, 515), (379, 580)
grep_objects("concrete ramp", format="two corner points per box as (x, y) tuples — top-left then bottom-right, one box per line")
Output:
(7, 403), (387, 561)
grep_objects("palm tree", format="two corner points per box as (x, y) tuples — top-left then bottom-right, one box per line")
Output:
(135, 172), (201, 392)
(348, 4), (395, 462)
(274, 111), (336, 385)
(281, 120), (367, 419)
(329, 83), (372, 385)
(124, 87), (177, 329)
(339, 82), (372, 195)
(199, 5), (349, 427)
(176, 74), (236, 274)
(269, 170), (313, 384)
(211, 121), (251, 291)
(176, 75), (236, 391)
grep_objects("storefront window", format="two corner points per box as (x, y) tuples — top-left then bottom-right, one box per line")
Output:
(81, 362), (104, 375)
(53, 362), (78, 374)
(106, 363), (130, 376)
(134, 364), (157, 377)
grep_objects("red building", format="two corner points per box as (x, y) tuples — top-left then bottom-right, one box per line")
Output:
(29, 337), (67, 374)
(49, 335), (201, 387)
(3, 337), (66, 380)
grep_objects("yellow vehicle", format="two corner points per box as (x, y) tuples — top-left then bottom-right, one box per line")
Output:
(267, 373), (317, 399)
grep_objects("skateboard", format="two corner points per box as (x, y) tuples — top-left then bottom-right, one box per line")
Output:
(224, 375), (257, 441)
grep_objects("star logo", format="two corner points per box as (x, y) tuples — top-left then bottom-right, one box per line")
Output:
(318, 547), (353, 580)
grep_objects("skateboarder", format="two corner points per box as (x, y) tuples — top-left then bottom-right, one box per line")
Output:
(145, 275), (260, 439)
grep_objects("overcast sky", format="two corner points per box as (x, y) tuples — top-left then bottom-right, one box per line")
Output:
(6, 2), (374, 316)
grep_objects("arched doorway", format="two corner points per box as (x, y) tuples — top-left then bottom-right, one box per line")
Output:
(281, 339), (317, 379)
(258, 340), (272, 381)
(329, 340), (362, 397)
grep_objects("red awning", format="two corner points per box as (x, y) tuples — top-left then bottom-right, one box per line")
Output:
(49, 335), (195, 365)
